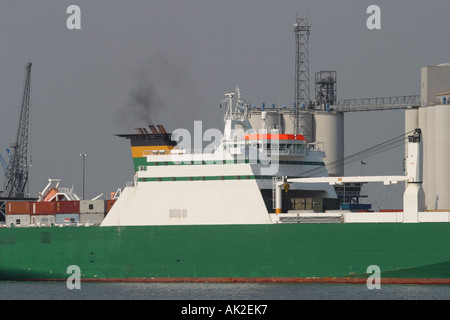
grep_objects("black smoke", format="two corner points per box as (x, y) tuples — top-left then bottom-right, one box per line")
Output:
(115, 59), (166, 129)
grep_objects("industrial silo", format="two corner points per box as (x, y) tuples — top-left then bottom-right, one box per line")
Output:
(247, 109), (262, 133)
(433, 104), (450, 210)
(263, 110), (282, 132)
(418, 63), (450, 210)
(247, 109), (283, 133)
(405, 108), (418, 135)
(281, 110), (296, 134)
(312, 111), (344, 176)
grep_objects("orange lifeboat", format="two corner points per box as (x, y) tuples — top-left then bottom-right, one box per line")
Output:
(42, 187), (59, 202)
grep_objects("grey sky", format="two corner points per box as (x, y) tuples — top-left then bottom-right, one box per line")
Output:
(0, 1), (449, 208)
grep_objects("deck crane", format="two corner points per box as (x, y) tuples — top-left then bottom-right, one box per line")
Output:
(3, 62), (32, 198)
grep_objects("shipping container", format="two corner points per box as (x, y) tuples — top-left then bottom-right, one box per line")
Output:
(105, 200), (116, 213)
(6, 214), (30, 227)
(6, 201), (31, 215)
(80, 213), (104, 225)
(55, 213), (79, 225)
(32, 201), (57, 215)
(30, 215), (55, 226)
(56, 200), (80, 213)
(80, 200), (105, 214)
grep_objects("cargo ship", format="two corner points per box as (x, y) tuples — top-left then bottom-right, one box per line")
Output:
(0, 88), (450, 284)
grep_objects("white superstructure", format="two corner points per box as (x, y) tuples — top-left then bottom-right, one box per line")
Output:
(102, 88), (337, 226)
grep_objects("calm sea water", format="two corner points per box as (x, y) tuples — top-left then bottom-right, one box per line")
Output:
(1, 281), (449, 300)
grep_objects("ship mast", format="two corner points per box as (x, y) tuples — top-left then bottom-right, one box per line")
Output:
(293, 13), (311, 141)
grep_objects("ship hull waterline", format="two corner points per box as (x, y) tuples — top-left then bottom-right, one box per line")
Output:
(1, 223), (450, 285)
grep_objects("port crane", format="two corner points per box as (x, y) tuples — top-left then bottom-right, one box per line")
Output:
(2, 62), (32, 198)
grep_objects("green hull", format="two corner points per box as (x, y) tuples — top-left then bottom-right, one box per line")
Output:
(1, 223), (450, 284)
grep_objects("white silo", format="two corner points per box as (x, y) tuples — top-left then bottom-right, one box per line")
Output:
(312, 111), (345, 176)
(264, 111), (282, 132)
(248, 110), (262, 133)
(281, 110), (296, 134)
(419, 63), (450, 210)
(433, 104), (450, 209)
(247, 109), (283, 133)
(405, 108), (418, 134)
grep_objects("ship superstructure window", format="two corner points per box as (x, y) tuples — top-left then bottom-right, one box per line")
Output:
(250, 141), (305, 151)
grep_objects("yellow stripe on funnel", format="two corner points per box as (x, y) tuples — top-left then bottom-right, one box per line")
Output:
(131, 145), (176, 158)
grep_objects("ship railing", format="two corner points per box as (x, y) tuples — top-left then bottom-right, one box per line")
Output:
(280, 215), (343, 224)
(261, 148), (305, 156)
(169, 146), (308, 157)
(307, 142), (324, 151)
(270, 212), (344, 224)
(170, 148), (205, 155)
